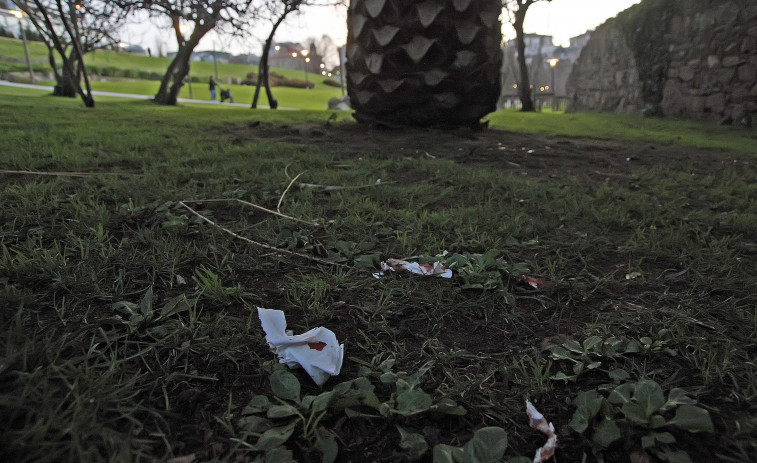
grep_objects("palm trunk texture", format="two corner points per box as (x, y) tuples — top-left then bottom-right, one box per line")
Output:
(346, 0), (503, 128)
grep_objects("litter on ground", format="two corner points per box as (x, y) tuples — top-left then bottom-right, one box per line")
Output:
(373, 258), (453, 279)
(257, 308), (344, 386)
(526, 400), (558, 463)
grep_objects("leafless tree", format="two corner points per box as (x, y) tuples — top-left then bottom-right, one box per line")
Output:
(303, 34), (336, 67)
(12, 0), (131, 107)
(119, 1), (259, 105)
(503, 0), (551, 112)
(251, 0), (342, 109)
(251, 0), (303, 109)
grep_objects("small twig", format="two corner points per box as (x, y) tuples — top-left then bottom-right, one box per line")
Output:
(284, 163), (395, 191)
(178, 201), (365, 273)
(277, 170), (307, 214)
(0, 169), (138, 178)
(183, 198), (319, 227)
(295, 181), (396, 191)
(591, 170), (638, 179)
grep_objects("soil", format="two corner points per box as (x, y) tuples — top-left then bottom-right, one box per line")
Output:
(219, 121), (754, 182)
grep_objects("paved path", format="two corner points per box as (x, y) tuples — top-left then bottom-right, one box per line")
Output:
(0, 80), (299, 110)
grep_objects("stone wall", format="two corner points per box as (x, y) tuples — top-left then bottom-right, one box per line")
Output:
(567, 0), (757, 123)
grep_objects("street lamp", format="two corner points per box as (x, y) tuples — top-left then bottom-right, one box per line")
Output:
(179, 24), (193, 99)
(548, 57), (560, 111)
(9, 9), (34, 83)
(299, 49), (310, 89)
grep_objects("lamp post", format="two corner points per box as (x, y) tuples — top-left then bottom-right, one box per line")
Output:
(301, 49), (310, 89)
(179, 24), (193, 99)
(9, 9), (34, 84)
(547, 58), (560, 111)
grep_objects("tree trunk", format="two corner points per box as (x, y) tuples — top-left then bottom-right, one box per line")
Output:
(154, 24), (208, 106)
(514, 14), (534, 112)
(54, 56), (78, 98)
(154, 45), (194, 105)
(252, 11), (291, 110)
(252, 37), (278, 109)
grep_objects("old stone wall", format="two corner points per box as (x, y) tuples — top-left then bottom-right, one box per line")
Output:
(567, 0), (757, 123)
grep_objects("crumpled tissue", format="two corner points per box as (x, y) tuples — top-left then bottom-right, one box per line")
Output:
(526, 400), (558, 463)
(373, 258), (453, 279)
(257, 307), (344, 386)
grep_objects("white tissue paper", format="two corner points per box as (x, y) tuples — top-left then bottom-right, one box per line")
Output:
(373, 258), (453, 279)
(257, 307), (344, 386)
(526, 400), (558, 463)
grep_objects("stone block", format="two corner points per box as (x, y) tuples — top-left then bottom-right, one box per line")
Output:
(722, 56), (742, 67)
(707, 55), (720, 68)
(733, 85), (752, 102)
(743, 6), (757, 21)
(724, 42), (739, 54)
(684, 96), (706, 113)
(717, 67), (736, 84)
(679, 66), (696, 81)
(746, 101), (757, 112)
(706, 93), (726, 113)
(752, 83), (757, 96)
(615, 71), (625, 86)
(717, 2), (740, 24)
(742, 38), (757, 54)
(731, 104), (746, 121)
(671, 16), (685, 37)
(687, 58), (701, 67)
(748, 26), (757, 37)
(738, 64), (756, 82)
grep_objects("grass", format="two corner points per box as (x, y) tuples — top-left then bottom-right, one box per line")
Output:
(488, 109), (757, 155)
(0, 89), (756, 462)
(0, 36), (318, 83)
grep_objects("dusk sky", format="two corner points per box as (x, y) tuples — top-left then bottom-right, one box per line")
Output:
(123, 0), (642, 58)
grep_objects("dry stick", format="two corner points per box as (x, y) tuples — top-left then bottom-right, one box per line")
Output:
(183, 198), (319, 227)
(178, 201), (366, 273)
(0, 169), (137, 178)
(277, 170), (307, 214)
(284, 163), (396, 191)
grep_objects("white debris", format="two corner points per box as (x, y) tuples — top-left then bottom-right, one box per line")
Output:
(373, 258), (453, 279)
(526, 400), (558, 463)
(257, 308), (344, 386)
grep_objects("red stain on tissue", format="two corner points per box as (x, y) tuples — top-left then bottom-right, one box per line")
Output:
(308, 342), (327, 351)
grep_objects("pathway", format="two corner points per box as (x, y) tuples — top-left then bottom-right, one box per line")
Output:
(0, 80), (299, 110)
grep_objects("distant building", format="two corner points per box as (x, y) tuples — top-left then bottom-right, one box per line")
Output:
(193, 50), (230, 64)
(268, 42), (324, 74)
(165, 50), (230, 64)
(230, 53), (260, 65)
(500, 32), (590, 107)
(125, 44), (146, 55)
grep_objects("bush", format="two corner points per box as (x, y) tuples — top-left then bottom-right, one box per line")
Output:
(322, 78), (341, 88)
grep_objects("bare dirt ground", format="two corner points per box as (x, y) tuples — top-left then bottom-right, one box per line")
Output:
(222, 121), (754, 181)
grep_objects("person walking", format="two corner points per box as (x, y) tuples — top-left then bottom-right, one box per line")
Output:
(209, 77), (217, 101)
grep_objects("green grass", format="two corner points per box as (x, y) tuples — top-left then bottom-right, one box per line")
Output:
(0, 36), (312, 82)
(488, 109), (757, 155)
(0, 90), (755, 462)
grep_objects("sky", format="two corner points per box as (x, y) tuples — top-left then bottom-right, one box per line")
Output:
(122, 0), (642, 60)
